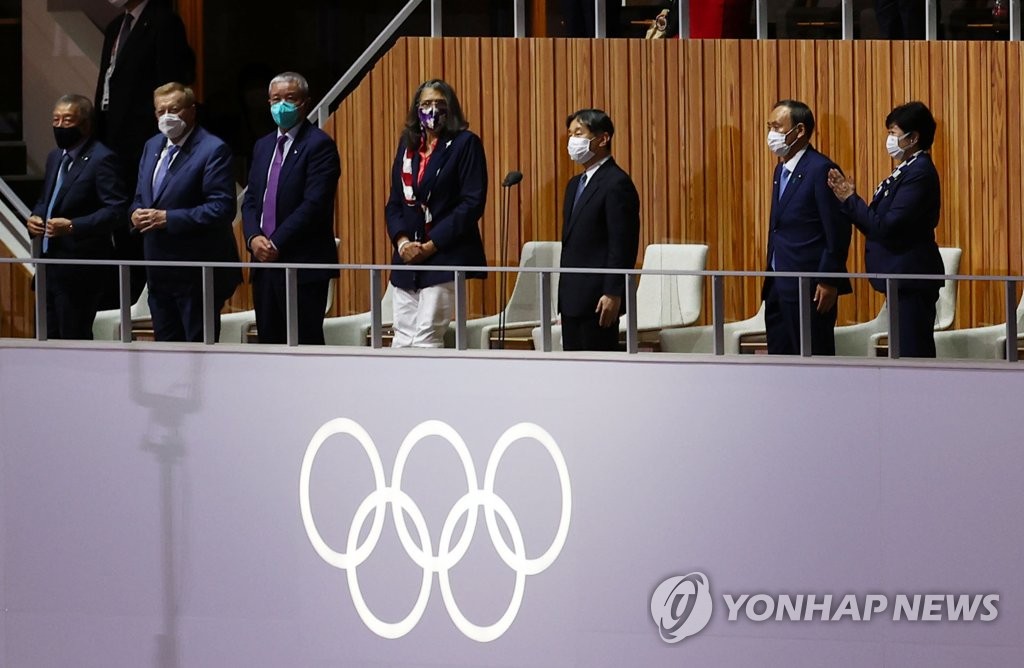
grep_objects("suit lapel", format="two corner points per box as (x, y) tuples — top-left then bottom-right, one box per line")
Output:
(154, 130), (198, 203)
(57, 141), (94, 199)
(775, 153), (809, 215)
(564, 159), (612, 241)
(277, 125), (307, 191)
(417, 134), (458, 199)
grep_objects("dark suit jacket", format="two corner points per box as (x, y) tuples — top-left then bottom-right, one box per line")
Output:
(131, 126), (239, 299)
(31, 139), (127, 284)
(241, 121), (341, 283)
(558, 157), (641, 318)
(839, 151), (943, 293)
(95, 0), (195, 182)
(384, 129), (488, 290)
(763, 146), (852, 302)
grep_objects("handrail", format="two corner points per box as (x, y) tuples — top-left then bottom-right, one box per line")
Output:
(0, 175), (33, 260)
(2, 255), (1021, 362)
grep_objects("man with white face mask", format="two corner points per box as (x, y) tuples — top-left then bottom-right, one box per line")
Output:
(558, 108), (640, 352)
(130, 82), (240, 342)
(762, 99), (851, 356)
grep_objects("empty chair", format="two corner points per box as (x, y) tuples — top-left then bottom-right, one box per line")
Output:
(323, 282), (396, 347)
(934, 291), (1024, 360)
(533, 243), (708, 351)
(463, 241), (561, 349)
(660, 302), (766, 355)
(92, 284), (151, 340)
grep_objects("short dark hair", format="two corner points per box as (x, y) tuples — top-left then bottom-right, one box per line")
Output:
(401, 79), (469, 148)
(773, 99), (815, 135)
(55, 94), (95, 130)
(885, 101), (936, 151)
(565, 108), (615, 139)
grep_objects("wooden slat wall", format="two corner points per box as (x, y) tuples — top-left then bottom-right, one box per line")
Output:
(327, 37), (1024, 327)
(0, 246), (34, 338)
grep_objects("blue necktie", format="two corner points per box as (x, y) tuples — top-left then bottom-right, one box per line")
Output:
(571, 172), (588, 214)
(42, 152), (72, 254)
(152, 145), (179, 196)
(778, 166), (791, 200)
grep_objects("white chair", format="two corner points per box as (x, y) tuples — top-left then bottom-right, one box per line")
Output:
(464, 241), (562, 349)
(659, 302), (766, 355)
(92, 284), (151, 340)
(533, 243), (709, 351)
(865, 246), (962, 355)
(934, 292), (1024, 360)
(323, 282), (396, 347)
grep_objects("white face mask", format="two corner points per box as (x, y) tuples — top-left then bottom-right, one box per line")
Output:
(108, 0), (130, 8)
(886, 133), (912, 160)
(766, 126), (797, 158)
(158, 113), (187, 141)
(568, 136), (595, 164)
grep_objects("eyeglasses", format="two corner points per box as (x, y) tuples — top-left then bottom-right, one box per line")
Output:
(418, 100), (448, 111)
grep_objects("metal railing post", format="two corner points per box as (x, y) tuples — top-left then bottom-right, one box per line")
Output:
(285, 267), (299, 346)
(370, 269), (383, 349)
(755, 0), (768, 39)
(513, 0), (526, 37)
(201, 266), (216, 345)
(677, 0), (690, 39)
(118, 264), (132, 343)
(1006, 279), (1019, 362)
(430, 0), (442, 36)
(712, 275), (726, 355)
(925, 0), (938, 40)
(454, 270), (468, 350)
(798, 277), (812, 357)
(539, 270), (553, 352)
(841, 0), (854, 39)
(593, 0), (606, 37)
(624, 274), (638, 354)
(886, 278), (901, 359)
(34, 260), (47, 341)
(1011, 0), (1022, 41)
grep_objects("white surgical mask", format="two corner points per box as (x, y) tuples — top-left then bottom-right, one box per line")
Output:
(568, 136), (595, 164)
(158, 113), (187, 141)
(886, 133), (912, 161)
(766, 126), (797, 158)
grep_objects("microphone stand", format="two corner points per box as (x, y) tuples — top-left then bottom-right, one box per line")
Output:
(497, 170), (522, 349)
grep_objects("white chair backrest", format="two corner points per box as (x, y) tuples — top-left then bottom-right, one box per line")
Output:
(131, 284), (151, 318)
(633, 243), (708, 329)
(504, 241), (562, 322)
(935, 247), (961, 330)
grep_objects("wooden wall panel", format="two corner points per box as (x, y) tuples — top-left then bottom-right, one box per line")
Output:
(327, 37), (1024, 329)
(0, 246), (34, 338)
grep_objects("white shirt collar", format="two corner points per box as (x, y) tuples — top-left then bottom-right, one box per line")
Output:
(781, 146), (808, 173)
(582, 155), (611, 182)
(164, 125), (195, 150)
(128, 0), (149, 22)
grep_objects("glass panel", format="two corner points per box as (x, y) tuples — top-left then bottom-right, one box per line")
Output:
(768, 0), (843, 39)
(940, 0), (1010, 40)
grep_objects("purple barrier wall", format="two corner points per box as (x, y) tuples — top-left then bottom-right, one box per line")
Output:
(1, 345), (1022, 667)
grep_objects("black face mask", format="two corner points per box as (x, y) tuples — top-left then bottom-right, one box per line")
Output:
(53, 125), (83, 150)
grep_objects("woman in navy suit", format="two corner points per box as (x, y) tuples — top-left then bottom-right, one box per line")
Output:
(384, 80), (488, 348)
(828, 101), (944, 357)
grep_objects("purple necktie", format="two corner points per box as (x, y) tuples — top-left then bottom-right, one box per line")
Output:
(262, 135), (288, 236)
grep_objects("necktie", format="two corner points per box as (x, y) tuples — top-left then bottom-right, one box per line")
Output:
(42, 152), (72, 254)
(152, 145), (179, 196)
(778, 167), (791, 199)
(113, 12), (134, 63)
(571, 172), (588, 214)
(262, 135), (288, 236)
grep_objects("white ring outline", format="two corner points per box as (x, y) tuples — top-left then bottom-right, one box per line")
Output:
(298, 419), (571, 642)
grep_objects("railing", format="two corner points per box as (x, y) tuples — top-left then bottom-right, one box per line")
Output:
(0, 175), (33, 264)
(309, 0), (1023, 127)
(2, 256), (1021, 363)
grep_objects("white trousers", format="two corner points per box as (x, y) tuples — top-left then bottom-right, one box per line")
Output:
(391, 282), (455, 348)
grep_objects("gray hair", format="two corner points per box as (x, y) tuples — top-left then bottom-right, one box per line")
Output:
(268, 72), (309, 98)
(55, 94), (95, 126)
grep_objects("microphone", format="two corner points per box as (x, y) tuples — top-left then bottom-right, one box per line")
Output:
(501, 170), (523, 188)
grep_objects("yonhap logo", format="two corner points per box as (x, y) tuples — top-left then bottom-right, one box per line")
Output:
(651, 572), (714, 643)
(299, 418), (572, 643)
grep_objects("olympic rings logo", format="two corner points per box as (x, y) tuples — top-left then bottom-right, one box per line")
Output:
(298, 418), (572, 643)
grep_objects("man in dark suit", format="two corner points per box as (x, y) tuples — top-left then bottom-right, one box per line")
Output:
(242, 72), (340, 345)
(95, 0), (196, 305)
(26, 94), (128, 339)
(558, 108), (641, 352)
(130, 82), (240, 342)
(763, 99), (852, 355)
(875, 0), (925, 39)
